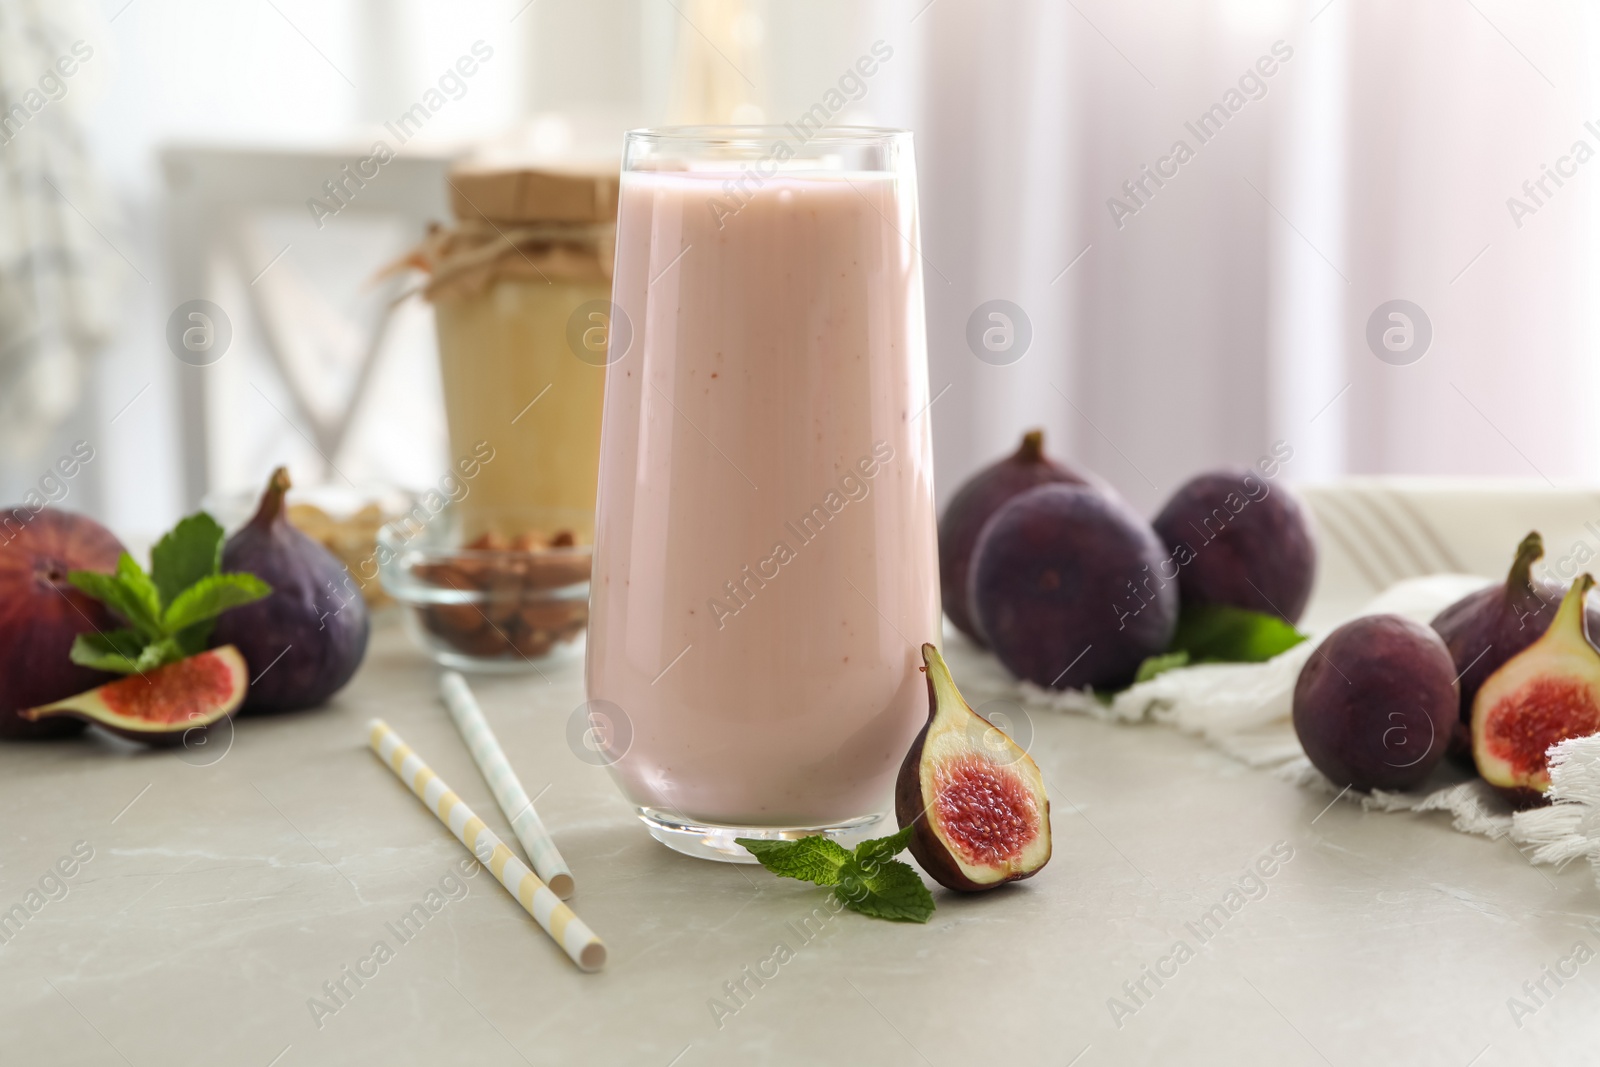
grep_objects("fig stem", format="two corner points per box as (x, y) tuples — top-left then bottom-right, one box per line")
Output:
(1507, 531), (1545, 594)
(1016, 430), (1045, 463)
(251, 466), (293, 527)
(1558, 572), (1598, 645)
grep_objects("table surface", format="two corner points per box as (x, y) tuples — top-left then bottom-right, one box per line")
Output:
(4, 620), (1597, 1067)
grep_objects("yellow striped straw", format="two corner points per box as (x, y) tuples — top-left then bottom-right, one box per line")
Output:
(439, 671), (575, 899)
(366, 718), (606, 972)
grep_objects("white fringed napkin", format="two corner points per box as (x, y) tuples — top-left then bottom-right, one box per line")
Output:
(954, 573), (1600, 886)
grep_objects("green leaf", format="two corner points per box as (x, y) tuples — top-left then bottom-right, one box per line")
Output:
(853, 825), (913, 870)
(149, 512), (226, 609)
(68, 631), (184, 675)
(1169, 603), (1306, 664)
(173, 623), (210, 658)
(1133, 650), (1191, 684)
(737, 836), (853, 886)
(115, 554), (162, 627)
(133, 637), (183, 673)
(65, 569), (129, 612)
(69, 630), (149, 674)
(55, 513), (270, 680)
(738, 828), (935, 923)
(833, 858), (935, 923)
(68, 556), (163, 639)
(162, 572), (271, 635)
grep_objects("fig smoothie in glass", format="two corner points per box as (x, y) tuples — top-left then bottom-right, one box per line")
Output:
(585, 127), (939, 861)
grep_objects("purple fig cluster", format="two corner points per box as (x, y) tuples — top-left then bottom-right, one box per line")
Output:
(939, 431), (1316, 691)
(1291, 530), (1600, 804)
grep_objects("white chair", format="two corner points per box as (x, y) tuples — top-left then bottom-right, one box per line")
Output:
(161, 143), (456, 506)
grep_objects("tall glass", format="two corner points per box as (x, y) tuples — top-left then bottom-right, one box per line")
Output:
(586, 127), (939, 861)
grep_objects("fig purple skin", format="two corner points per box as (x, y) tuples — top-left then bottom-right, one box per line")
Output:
(1152, 468), (1316, 624)
(0, 509), (124, 739)
(938, 430), (1093, 647)
(211, 468), (368, 713)
(1429, 531), (1600, 764)
(970, 483), (1177, 690)
(1292, 614), (1457, 791)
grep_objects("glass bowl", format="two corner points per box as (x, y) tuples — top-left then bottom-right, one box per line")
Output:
(378, 509), (591, 672)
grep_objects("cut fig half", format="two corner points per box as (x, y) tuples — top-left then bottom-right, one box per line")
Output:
(895, 643), (1051, 891)
(1472, 574), (1600, 809)
(23, 646), (248, 746)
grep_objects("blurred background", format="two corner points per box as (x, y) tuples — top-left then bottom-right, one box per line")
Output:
(3, 0), (1597, 540)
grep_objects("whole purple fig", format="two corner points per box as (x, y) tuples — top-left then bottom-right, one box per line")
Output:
(212, 468), (368, 712)
(1152, 468), (1317, 624)
(0, 509), (124, 739)
(1430, 531), (1600, 763)
(938, 429), (1095, 646)
(1293, 614), (1456, 792)
(971, 483), (1176, 691)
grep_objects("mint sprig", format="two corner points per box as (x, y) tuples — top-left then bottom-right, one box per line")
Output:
(1133, 650), (1190, 684)
(67, 512), (270, 674)
(736, 825), (935, 923)
(1171, 603), (1306, 662)
(1130, 604), (1307, 687)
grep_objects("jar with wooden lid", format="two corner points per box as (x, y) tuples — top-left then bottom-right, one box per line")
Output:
(412, 162), (618, 546)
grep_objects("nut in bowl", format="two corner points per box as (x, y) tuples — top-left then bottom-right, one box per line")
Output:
(379, 509), (591, 672)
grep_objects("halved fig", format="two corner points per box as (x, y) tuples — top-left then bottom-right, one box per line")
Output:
(1472, 574), (1600, 808)
(895, 643), (1051, 891)
(1431, 531), (1600, 765)
(23, 646), (248, 746)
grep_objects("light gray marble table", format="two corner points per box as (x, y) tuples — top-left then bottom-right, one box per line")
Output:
(2, 620), (1596, 1066)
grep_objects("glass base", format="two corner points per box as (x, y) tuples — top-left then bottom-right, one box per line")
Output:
(636, 807), (889, 863)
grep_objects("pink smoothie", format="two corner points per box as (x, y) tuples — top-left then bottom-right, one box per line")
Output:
(587, 167), (939, 827)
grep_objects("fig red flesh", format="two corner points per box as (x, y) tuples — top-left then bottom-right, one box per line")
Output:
(1472, 573), (1600, 808)
(23, 646), (248, 745)
(932, 755), (1041, 866)
(896, 644), (1051, 892)
(1481, 677), (1600, 780)
(99, 653), (239, 725)
(1430, 531), (1600, 764)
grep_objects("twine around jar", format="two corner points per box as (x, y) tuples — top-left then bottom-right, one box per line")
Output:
(387, 218), (616, 301)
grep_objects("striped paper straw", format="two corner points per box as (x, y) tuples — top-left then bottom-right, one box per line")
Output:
(366, 718), (606, 972)
(439, 671), (575, 899)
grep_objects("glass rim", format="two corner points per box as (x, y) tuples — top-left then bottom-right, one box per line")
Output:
(625, 125), (911, 149)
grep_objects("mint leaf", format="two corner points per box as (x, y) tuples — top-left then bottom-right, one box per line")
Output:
(69, 630), (149, 673)
(133, 637), (182, 673)
(836, 858), (935, 923)
(69, 631), (179, 675)
(68, 557), (162, 639)
(65, 569), (133, 618)
(1133, 650), (1190, 684)
(162, 573), (271, 634)
(737, 836), (853, 886)
(115, 553), (163, 634)
(64, 511), (269, 675)
(1170, 603), (1305, 663)
(853, 824), (913, 869)
(150, 513), (225, 609)
(738, 829), (935, 923)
